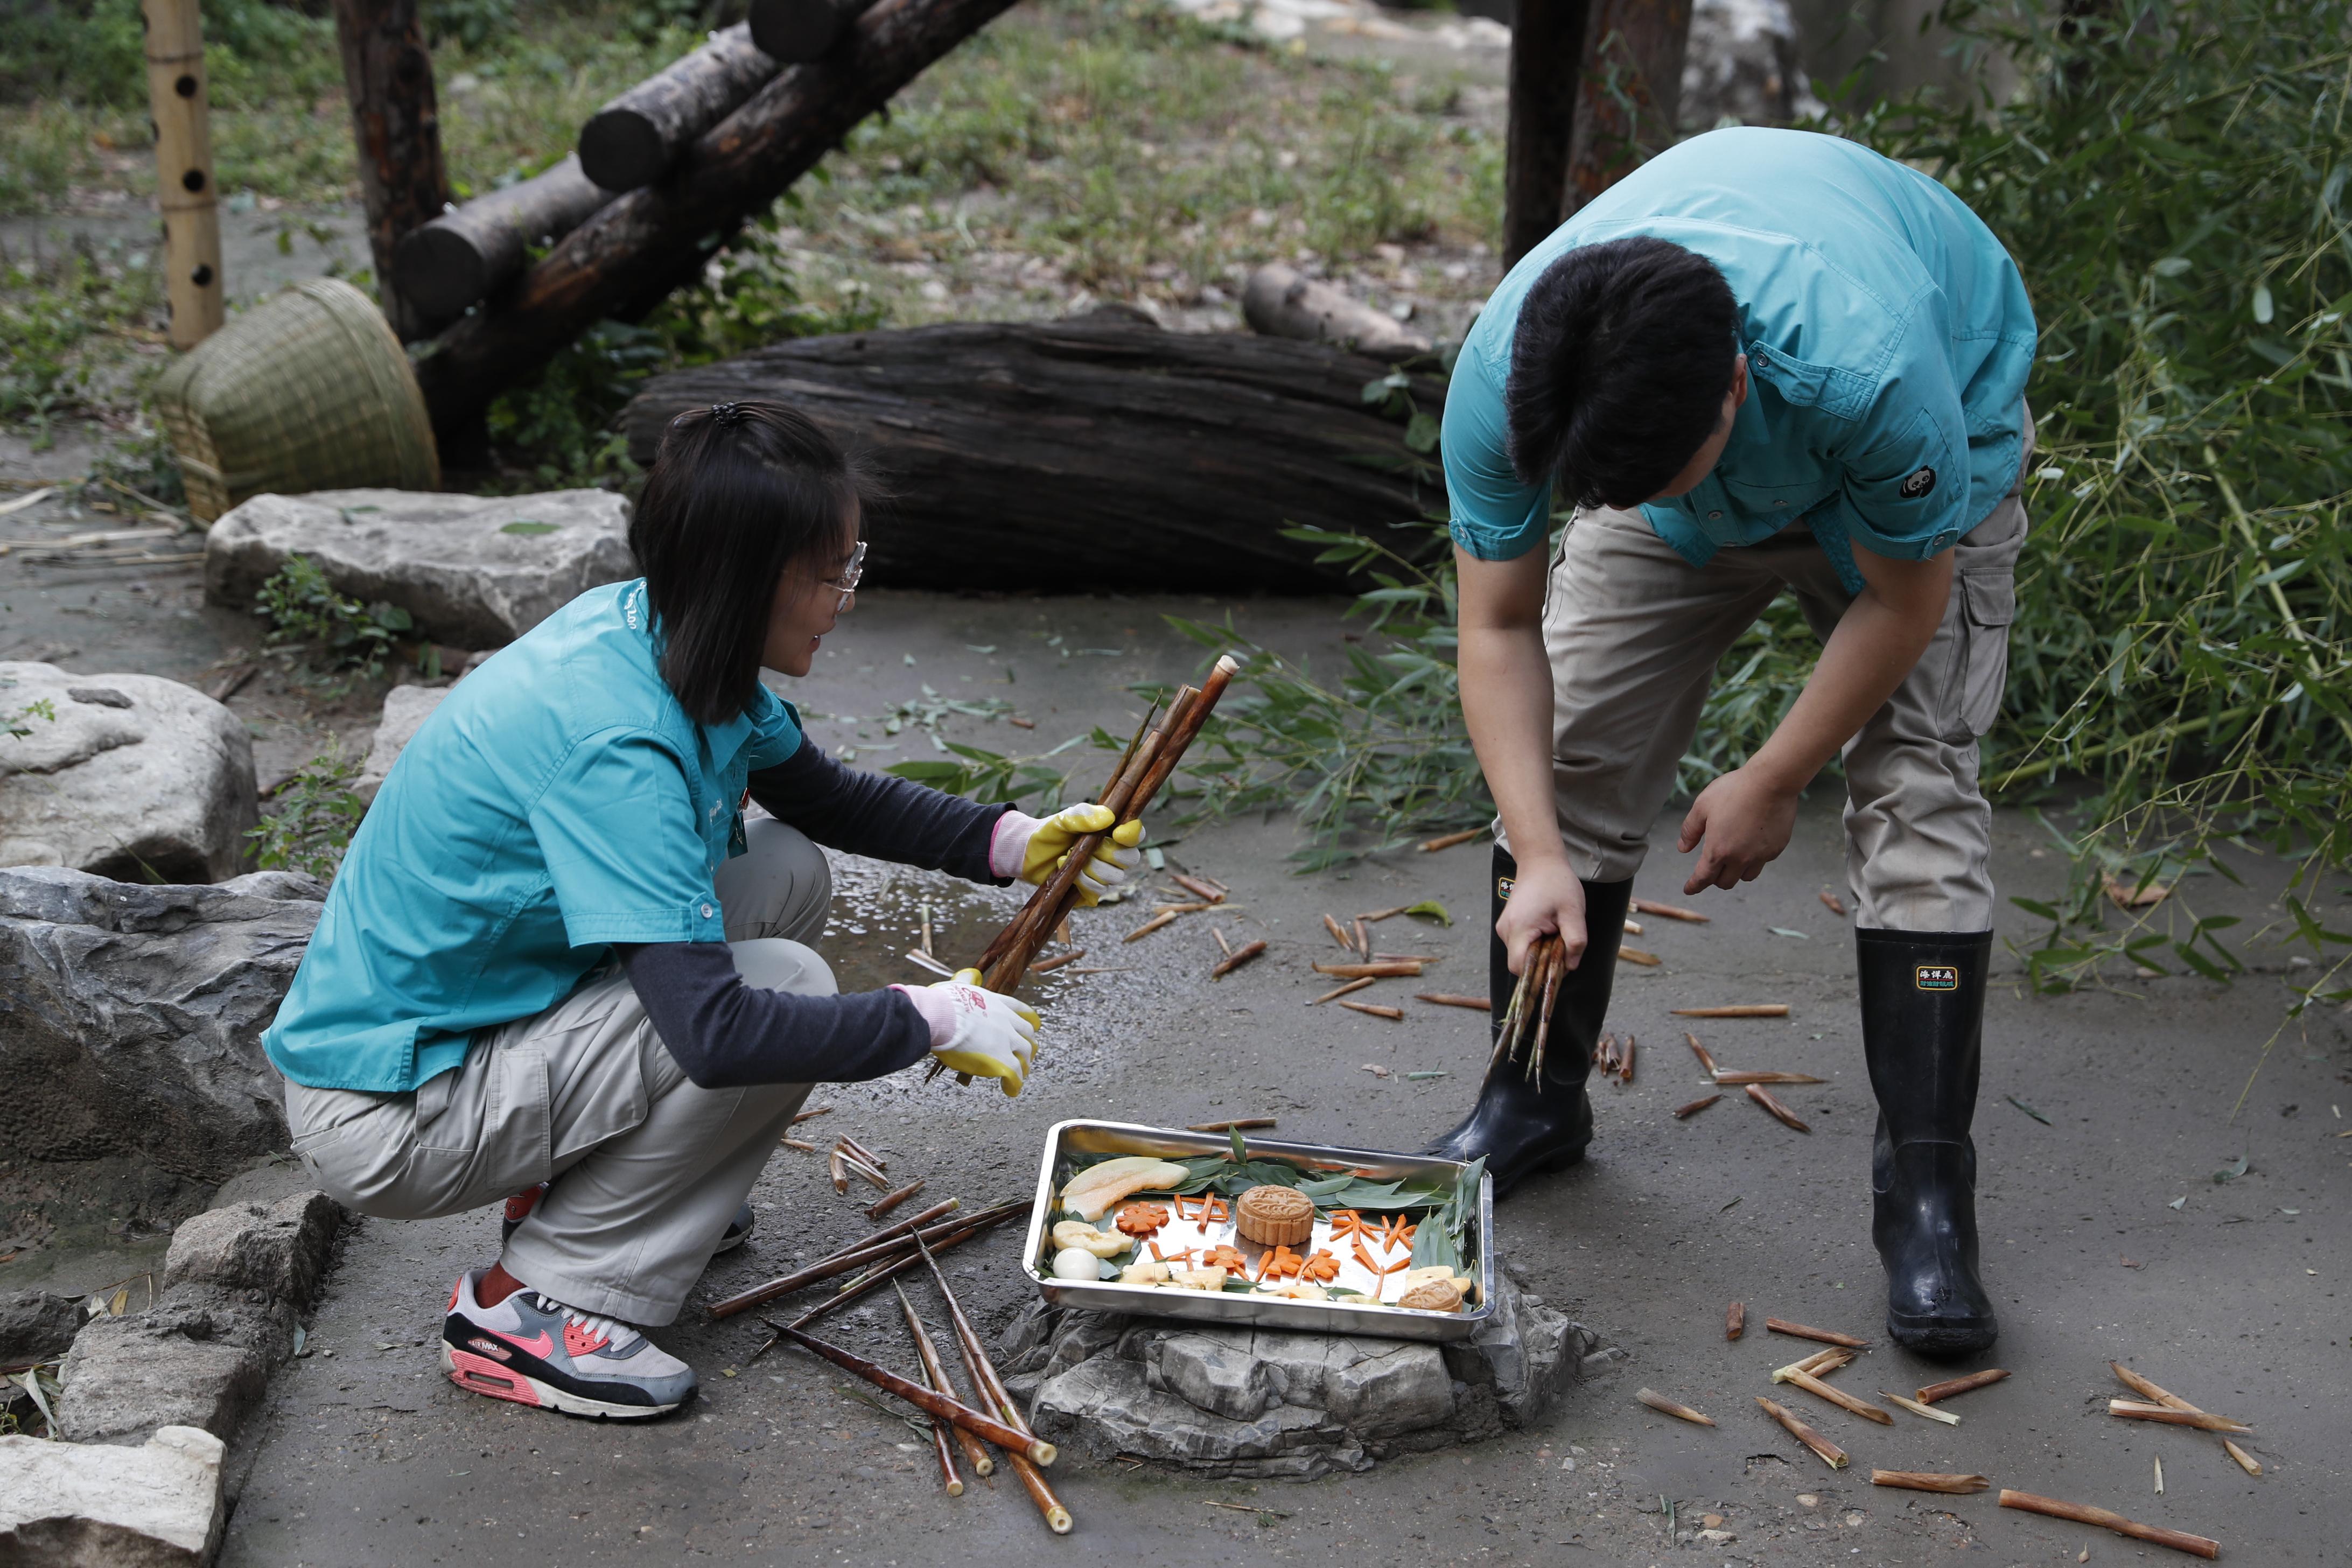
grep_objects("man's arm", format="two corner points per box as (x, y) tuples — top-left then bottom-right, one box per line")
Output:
(1676, 541), (1954, 892)
(1457, 544), (1591, 974)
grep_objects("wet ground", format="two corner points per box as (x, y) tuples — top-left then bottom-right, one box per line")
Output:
(16, 590), (2306, 1568)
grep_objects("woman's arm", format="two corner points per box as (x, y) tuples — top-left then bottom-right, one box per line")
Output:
(747, 741), (1007, 883)
(619, 941), (933, 1088)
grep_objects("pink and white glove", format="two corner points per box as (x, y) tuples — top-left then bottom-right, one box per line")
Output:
(892, 970), (1040, 1097)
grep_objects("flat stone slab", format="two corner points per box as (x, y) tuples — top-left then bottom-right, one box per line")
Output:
(163, 1191), (341, 1312)
(0, 1424), (226, 1564)
(0, 663), (256, 884)
(57, 1284), (295, 1444)
(1006, 1269), (1588, 1479)
(354, 683), (450, 806)
(0, 866), (324, 1184)
(0, 1289), (85, 1365)
(203, 487), (635, 648)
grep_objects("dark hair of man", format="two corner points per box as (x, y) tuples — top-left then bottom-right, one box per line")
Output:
(630, 401), (864, 727)
(1506, 236), (1741, 509)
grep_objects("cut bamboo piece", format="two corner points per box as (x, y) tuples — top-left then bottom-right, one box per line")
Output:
(1714, 1070), (1828, 1085)
(1881, 1390), (1961, 1425)
(1772, 1348), (1854, 1382)
(1820, 889), (1848, 916)
(1673, 1094), (1723, 1119)
(1618, 946), (1662, 967)
(1313, 960), (1424, 978)
(792, 1105), (834, 1124)
(839, 1134), (886, 1171)
(1339, 1000), (1405, 1021)
(1356, 904), (1409, 921)
(894, 1285), (967, 1496)
(1766, 1319), (1869, 1349)
(1617, 1035), (1635, 1083)
(1872, 1470), (1987, 1494)
(1210, 940), (1267, 978)
(2109, 1362), (2263, 1476)
(782, 1329), (1054, 1466)
(2155, 1454), (2165, 1494)
(1124, 910), (1180, 942)
(706, 1198), (989, 1318)
(1756, 1396), (1847, 1469)
(1997, 1490), (2218, 1559)
(1622, 918), (1643, 934)
(1672, 1004), (1788, 1018)
(1725, 1301), (1744, 1340)
(1684, 1033), (1717, 1075)
(865, 1178), (927, 1221)
(920, 1235), (1074, 1535)
(1322, 913), (1353, 950)
(1187, 1117), (1276, 1133)
(1309, 977), (1376, 1005)
(1416, 992), (1489, 1011)
(1172, 873), (1224, 903)
(1030, 949), (1085, 974)
(1745, 1083), (1811, 1132)
(1417, 828), (1482, 852)
(2109, 1400), (2251, 1433)
(1636, 1388), (1716, 1426)
(1915, 1368), (2008, 1404)
(1633, 898), (1710, 922)
(1782, 1367), (1893, 1424)
(1352, 918), (1371, 956)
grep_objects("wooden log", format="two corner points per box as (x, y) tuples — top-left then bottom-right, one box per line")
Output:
(625, 314), (1448, 593)
(331, 0), (451, 342)
(751, 0), (881, 62)
(1242, 263), (1432, 358)
(143, 0), (225, 348)
(578, 24), (779, 192)
(393, 156), (613, 324)
(413, 0), (1026, 447)
(1564, 0), (1694, 216)
(1503, 0), (1595, 266)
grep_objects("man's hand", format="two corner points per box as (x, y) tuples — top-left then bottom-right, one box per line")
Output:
(1677, 766), (1802, 893)
(1496, 856), (1590, 976)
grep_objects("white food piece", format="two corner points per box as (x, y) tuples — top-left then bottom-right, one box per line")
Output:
(1394, 1265), (1475, 1303)
(1051, 1220), (1131, 1258)
(1051, 1247), (1102, 1280)
(1170, 1266), (1229, 1292)
(1262, 1279), (1328, 1301)
(1059, 1157), (1191, 1221)
(1118, 1260), (1171, 1285)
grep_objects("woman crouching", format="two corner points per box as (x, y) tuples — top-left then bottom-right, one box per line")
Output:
(264, 402), (1138, 1419)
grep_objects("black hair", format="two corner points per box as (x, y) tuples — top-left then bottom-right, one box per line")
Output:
(1505, 236), (1742, 509)
(630, 401), (864, 726)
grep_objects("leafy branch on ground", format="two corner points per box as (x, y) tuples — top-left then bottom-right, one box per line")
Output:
(253, 554), (415, 680)
(4, 695), (57, 743)
(248, 746), (365, 883)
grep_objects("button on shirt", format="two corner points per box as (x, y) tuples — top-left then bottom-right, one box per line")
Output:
(264, 579), (805, 1092)
(1442, 128), (2037, 591)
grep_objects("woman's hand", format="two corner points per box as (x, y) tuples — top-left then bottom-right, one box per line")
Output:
(899, 969), (1039, 1097)
(990, 803), (1145, 906)
(1677, 765), (1801, 893)
(1497, 856), (1589, 976)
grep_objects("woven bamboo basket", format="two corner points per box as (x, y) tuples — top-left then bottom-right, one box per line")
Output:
(154, 278), (439, 522)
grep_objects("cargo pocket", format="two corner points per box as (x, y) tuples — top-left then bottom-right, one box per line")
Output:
(1954, 569), (2015, 738)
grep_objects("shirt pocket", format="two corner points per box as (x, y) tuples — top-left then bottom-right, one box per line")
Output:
(1720, 476), (1835, 529)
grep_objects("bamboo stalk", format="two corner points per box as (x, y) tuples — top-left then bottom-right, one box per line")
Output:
(1527, 939), (1565, 1081)
(1782, 1367), (1893, 1425)
(1352, 918), (1371, 956)
(1997, 1490), (2218, 1559)
(1880, 1390), (1960, 1425)
(1322, 913), (1354, 950)
(1685, 1033), (1717, 1075)
(837, 1134), (887, 1171)
(1211, 940), (1267, 978)
(1915, 1368), (2008, 1404)
(1633, 898), (1710, 922)
(1187, 1117), (1277, 1132)
(1872, 1470), (1987, 1494)
(1746, 1083), (1811, 1132)
(919, 1235), (1074, 1535)
(1312, 960), (1423, 978)
(782, 1329), (1053, 1465)
(1674, 1094), (1723, 1119)
(1616, 1033), (1635, 1083)
(1172, 873), (1224, 902)
(146, 0), (226, 347)
(829, 1149), (850, 1193)
(1124, 909), (1180, 942)
(1618, 946), (1662, 967)
(1672, 1004), (1787, 1018)
(1756, 1396), (1848, 1469)
(1310, 977), (1376, 1005)
(1636, 1388), (1716, 1426)
(1725, 1300), (1744, 1341)
(1357, 903), (1410, 921)
(1417, 828), (1481, 852)
(1772, 1348), (1854, 1382)
(1416, 992), (1489, 1010)
(1714, 1070), (1828, 1085)
(793, 1105), (834, 1123)
(1622, 918), (1643, 934)
(1766, 1319), (1869, 1349)
(771, 1207), (1021, 1335)
(708, 1199), (979, 1318)
(1030, 949), (1085, 974)
(896, 1284), (991, 1482)
(1339, 1000), (1403, 1020)
(1211, 926), (1233, 956)
(2109, 1362), (2262, 1476)
(866, 1179), (927, 1221)
(2109, 1400), (2251, 1433)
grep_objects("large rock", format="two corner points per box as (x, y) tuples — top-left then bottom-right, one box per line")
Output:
(0, 664), (257, 884)
(1011, 1270), (1587, 1479)
(0, 866), (324, 1184)
(0, 1424), (226, 1564)
(162, 1191), (341, 1311)
(55, 1284), (296, 1444)
(353, 683), (450, 807)
(0, 1289), (85, 1364)
(203, 487), (635, 647)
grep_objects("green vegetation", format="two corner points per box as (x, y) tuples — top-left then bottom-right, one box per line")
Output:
(254, 553), (416, 678)
(4, 696), (59, 743)
(247, 744), (365, 881)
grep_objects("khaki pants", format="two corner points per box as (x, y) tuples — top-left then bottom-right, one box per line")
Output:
(284, 817), (834, 1325)
(1511, 448), (2030, 932)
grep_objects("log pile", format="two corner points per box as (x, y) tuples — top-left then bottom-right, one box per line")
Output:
(623, 311), (1447, 593)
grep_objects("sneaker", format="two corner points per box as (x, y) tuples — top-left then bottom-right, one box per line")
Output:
(501, 1186), (754, 1256)
(440, 1270), (696, 1418)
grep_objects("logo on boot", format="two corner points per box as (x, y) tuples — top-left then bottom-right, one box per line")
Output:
(1914, 964), (1960, 991)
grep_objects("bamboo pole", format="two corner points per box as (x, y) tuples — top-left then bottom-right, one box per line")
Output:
(708, 1197), (979, 1318)
(895, 1284), (987, 1486)
(143, 0), (225, 347)
(782, 1328), (1054, 1465)
(918, 1235), (1074, 1534)
(1997, 1489), (2218, 1559)
(1872, 1471), (1988, 1494)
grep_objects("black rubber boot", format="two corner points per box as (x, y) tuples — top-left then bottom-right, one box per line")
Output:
(1419, 848), (1631, 1198)
(1858, 927), (1998, 1358)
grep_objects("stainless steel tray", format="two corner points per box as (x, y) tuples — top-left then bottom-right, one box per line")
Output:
(1023, 1118), (1495, 1343)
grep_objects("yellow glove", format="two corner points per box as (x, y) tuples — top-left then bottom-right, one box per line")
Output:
(918, 969), (1040, 1098)
(995, 803), (1145, 908)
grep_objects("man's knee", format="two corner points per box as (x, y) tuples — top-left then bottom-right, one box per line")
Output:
(721, 817), (833, 944)
(726, 935), (837, 997)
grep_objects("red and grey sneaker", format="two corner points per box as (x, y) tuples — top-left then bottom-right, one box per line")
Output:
(439, 1270), (697, 1419)
(500, 1184), (753, 1256)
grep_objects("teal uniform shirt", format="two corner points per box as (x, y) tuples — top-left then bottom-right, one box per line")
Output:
(263, 579), (805, 1093)
(1442, 128), (2037, 590)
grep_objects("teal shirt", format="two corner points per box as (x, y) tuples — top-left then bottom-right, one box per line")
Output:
(1443, 128), (2036, 589)
(264, 579), (806, 1092)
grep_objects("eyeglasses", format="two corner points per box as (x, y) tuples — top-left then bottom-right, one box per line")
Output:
(819, 540), (866, 611)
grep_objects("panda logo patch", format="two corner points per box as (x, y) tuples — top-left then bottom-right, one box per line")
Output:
(1899, 466), (1937, 499)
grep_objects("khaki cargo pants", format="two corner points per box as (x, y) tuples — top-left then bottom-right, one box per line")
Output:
(1509, 434), (2031, 933)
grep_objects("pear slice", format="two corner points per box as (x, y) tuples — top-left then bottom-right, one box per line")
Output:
(1059, 1157), (1191, 1221)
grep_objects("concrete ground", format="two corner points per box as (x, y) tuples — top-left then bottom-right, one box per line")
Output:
(82, 591), (2328, 1568)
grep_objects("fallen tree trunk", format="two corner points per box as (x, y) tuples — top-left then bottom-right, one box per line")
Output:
(412, 0), (1020, 450)
(1243, 263), (1432, 357)
(578, 23), (779, 192)
(393, 153), (610, 324)
(751, 0), (883, 62)
(622, 310), (1447, 594)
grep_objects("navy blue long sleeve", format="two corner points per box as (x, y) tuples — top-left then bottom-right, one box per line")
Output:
(618, 940), (932, 1089)
(747, 740), (1009, 883)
